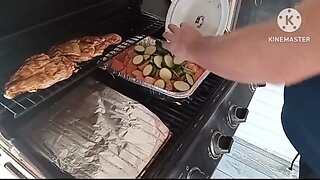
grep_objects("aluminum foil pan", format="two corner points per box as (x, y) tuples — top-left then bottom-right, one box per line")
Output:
(17, 77), (171, 179)
(100, 36), (210, 99)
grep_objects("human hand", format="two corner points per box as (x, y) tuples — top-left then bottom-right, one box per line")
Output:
(162, 23), (204, 61)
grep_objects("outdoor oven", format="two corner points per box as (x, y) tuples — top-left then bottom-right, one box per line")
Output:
(0, 0), (260, 178)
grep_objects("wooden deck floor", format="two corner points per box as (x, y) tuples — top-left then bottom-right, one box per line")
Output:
(212, 136), (299, 179)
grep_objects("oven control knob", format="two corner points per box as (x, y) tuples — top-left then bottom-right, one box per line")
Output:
(249, 83), (266, 91)
(210, 132), (234, 159)
(187, 167), (207, 179)
(227, 105), (249, 128)
(257, 83), (267, 87)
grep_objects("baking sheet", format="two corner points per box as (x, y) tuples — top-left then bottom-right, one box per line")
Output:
(100, 36), (210, 99)
(17, 77), (171, 179)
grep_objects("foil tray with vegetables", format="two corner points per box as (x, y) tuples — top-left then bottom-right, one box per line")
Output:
(101, 36), (210, 99)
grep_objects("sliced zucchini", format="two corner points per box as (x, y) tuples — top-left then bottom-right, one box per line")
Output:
(143, 54), (151, 61)
(184, 67), (196, 75)
(162, 55), (173, 68)
(171, 70), (179, 80)
(137, 60), (149, 71)
(134, 45), (145, 53)
(153, 55), (163, 68)
(180, 75), (187, 82)
(144, 45), (157, 55)
(185, 73), (194, 86)
(174, 81), (190, 92)
(173, 57), (185, 65)
(143, 64), (157, 77)
(154, 79), (166, 89)
(172, 65), (185, 78)
(132, 55), (144, 65)
(159, 68), (172, 80)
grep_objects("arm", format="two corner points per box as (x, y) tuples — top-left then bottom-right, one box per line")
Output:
(163, 0), (320, 85)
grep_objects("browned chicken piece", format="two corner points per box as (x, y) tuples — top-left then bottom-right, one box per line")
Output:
(4, 54), (76, 99)
(81, 36), (104, 46)
(79, 36), (104, 58)
(93, 45), (106, 57)
(79, 34), (122, 60)
(94, 33), (122, 56)
(48, 40), (81, 58)
(76, 41), (96, 62)
(48, 34), (122, 61)
(8, 54), (52, 83)
(103, 33), (122, 44)
(63, 55), (80, 62)
(3, 33), (122, 99)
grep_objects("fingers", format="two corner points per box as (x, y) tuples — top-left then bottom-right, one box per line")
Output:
(180, 22), (189, 28)
(164, 24), (179, 41)
(162, 32), (174, 41)
(168, 23), (190, 32)
(162, 42), (171, 50)
(168, 24), (179, 33)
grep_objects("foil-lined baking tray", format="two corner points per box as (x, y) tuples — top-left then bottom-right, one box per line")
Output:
(100, 36), (210, 99)
(17, 77), (171, 179)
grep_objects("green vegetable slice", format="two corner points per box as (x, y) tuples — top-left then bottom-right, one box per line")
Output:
(173, 57), (185, 65)
(172, 65), (185, 78)
(144, 45), (157, 55)
(154, 79), (166, 89)
(134, 45), (145, 53)
(159, 68), (172, 80)
(153, 55), (163, 68)
(186, 73), (194, 86)
(132, 55), (144, 65)
(143, 54), (151, 61)
(143, 64), (157, 77)
(174, 81), (190, 92)
(162, 55), (173, 68)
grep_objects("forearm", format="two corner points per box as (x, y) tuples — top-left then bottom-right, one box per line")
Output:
(191, 1), (320, 85)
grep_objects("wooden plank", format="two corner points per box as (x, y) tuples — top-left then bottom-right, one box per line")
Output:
(247, 100), (283, 122)
(212, 169), (234, 179)
(265, 84), (285, 94)
(251, 89), (284, 108)
(244, 112), (285, 137)
(252, 95), (283, 109)
(233, 137), (299, 169)
(229, 137), (300, 178)
(235, 126), (298, 161)
(216, 154), (271, 179)
(236, 120), (289, 147)
(214, 137), (299, 179)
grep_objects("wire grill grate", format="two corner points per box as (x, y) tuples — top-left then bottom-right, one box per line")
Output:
(0, 14), (165, 119)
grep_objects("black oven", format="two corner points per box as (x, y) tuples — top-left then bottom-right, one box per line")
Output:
(0, 0), (259, 178)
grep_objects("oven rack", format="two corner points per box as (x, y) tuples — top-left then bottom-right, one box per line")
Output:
(0, 16), (164, 119)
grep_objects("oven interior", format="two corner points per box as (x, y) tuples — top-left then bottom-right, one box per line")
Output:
(0, 0), (229, 178)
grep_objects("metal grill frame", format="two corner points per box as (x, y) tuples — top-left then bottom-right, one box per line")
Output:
(0, 13), (165, 119)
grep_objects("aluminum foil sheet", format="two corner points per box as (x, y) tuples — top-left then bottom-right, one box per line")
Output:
(101, 36), (210, 99)
(17, 77), (170, 179)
